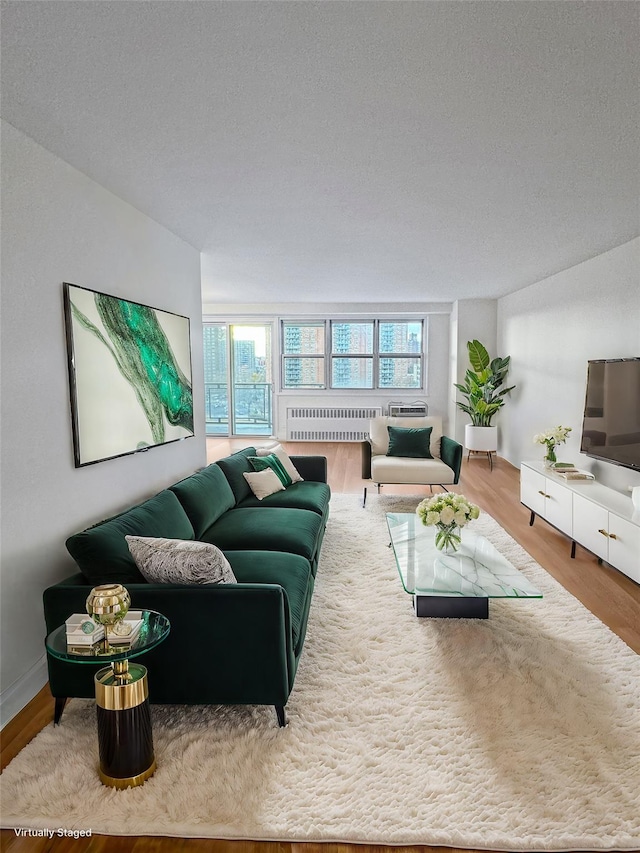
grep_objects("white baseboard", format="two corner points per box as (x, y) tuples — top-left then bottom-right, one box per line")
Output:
(0, 654), (48, 730)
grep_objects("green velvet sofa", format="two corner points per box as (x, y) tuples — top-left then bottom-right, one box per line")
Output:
(43, 448), (330, 727)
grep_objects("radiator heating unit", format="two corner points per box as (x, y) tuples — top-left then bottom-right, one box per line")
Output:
(286, 407), (382, 441)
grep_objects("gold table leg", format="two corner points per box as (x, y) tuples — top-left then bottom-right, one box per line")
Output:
(94, 661), (156, 789)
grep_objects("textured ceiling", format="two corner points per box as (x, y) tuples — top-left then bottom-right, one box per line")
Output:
(2, 1), (639, 303)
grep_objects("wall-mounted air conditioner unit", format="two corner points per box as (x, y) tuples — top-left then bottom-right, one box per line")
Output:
(387, 401), (428, 417)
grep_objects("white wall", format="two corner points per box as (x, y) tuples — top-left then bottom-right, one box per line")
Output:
(498, 238), (640, 493)
(448, 299), (498, 446)
(0, 122), (206, 723)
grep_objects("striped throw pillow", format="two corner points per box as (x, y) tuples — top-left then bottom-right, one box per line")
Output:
(249, 453), (293, 487)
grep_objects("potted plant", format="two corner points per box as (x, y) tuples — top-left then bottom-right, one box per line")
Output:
(455, 340), (515, 454)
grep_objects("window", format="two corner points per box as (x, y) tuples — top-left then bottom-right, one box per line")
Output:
(282, 322), (326, 389)
(281, 319), (425, 390)
(203, 322), (273, 436)
(378, 322), (423, 389)
(331, 322), (374, 389)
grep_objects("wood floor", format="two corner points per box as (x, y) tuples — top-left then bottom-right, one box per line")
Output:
(2, 441), (639, 853)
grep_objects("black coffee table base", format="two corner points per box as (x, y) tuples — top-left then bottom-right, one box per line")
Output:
(414, 595), (489, 619)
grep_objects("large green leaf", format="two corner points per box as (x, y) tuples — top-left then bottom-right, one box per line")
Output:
(490, 356), (510, 374)
(455, 403), (474, 417)
(467, 340), (489, 373)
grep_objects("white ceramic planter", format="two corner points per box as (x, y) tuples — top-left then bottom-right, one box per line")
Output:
(464, 424), (498, 452)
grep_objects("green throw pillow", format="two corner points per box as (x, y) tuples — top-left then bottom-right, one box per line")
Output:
(386, 426), (433, 459)
(249, 453), (293, 487)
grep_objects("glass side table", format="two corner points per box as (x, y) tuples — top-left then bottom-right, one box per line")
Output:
(46, 609), (170, 789)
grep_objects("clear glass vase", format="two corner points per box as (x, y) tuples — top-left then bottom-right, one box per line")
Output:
(544, 446), (557, 468)
(434, 523), (461, 553)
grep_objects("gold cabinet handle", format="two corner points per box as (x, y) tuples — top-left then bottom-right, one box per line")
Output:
(597, 529), (617, 539)
(538, 490), (551, 498)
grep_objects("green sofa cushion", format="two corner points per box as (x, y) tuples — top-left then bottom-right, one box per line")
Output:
(202, 507), (323, 562)
(66, 490), (194, 584)
(215, 447), (256, 504)
(225, 550), (313, 655)
(237, 481), (331, 517)
(170, 464), (236, 537)
(387, 425), (434, 458)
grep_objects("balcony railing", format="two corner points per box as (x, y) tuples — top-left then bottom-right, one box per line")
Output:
(205, 382), (272, 436)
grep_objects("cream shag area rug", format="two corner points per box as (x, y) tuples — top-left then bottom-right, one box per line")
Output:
(2, 494), (640, 851)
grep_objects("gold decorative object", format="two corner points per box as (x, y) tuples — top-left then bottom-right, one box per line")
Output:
(86, 583), (131, 653)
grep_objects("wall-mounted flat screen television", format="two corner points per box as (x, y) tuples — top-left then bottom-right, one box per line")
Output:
(64, 282), (194, 467)
(580, 357), (640, 472)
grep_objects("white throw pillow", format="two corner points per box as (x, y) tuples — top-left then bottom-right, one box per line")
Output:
(125, 536), (236, 584)
(255, 443), (303, 483)
(243, 468), (285, 500)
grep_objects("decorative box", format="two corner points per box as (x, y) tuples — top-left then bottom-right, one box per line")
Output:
(65, 614), (105, 645)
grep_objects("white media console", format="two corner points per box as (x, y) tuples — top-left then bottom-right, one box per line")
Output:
(520, 460), (640, 585)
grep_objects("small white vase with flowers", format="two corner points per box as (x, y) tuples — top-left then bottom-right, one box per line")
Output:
(533, 425), (572, 467)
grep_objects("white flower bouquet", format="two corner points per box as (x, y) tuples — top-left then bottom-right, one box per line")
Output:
(416, 493), (481, 552)
(533, 425), (572, 465)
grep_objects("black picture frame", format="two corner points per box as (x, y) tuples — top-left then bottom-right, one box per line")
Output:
(64, 282), (194, 467)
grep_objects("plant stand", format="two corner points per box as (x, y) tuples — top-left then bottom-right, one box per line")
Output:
(467, 449), (495, 471)
(464, 425), (497, 471)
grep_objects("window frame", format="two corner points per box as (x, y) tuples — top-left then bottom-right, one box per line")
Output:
(329, 320), (375, 390)
(377, 321), (425, 390)
(280, 318), (425, 391)
(281, 320), (327, 390)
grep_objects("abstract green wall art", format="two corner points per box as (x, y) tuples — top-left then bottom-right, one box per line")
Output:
(64, 283), (194, 466)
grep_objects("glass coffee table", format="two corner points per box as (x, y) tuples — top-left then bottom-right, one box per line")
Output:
(46, 609), (170, 788)
(386, 513), (542, 618)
